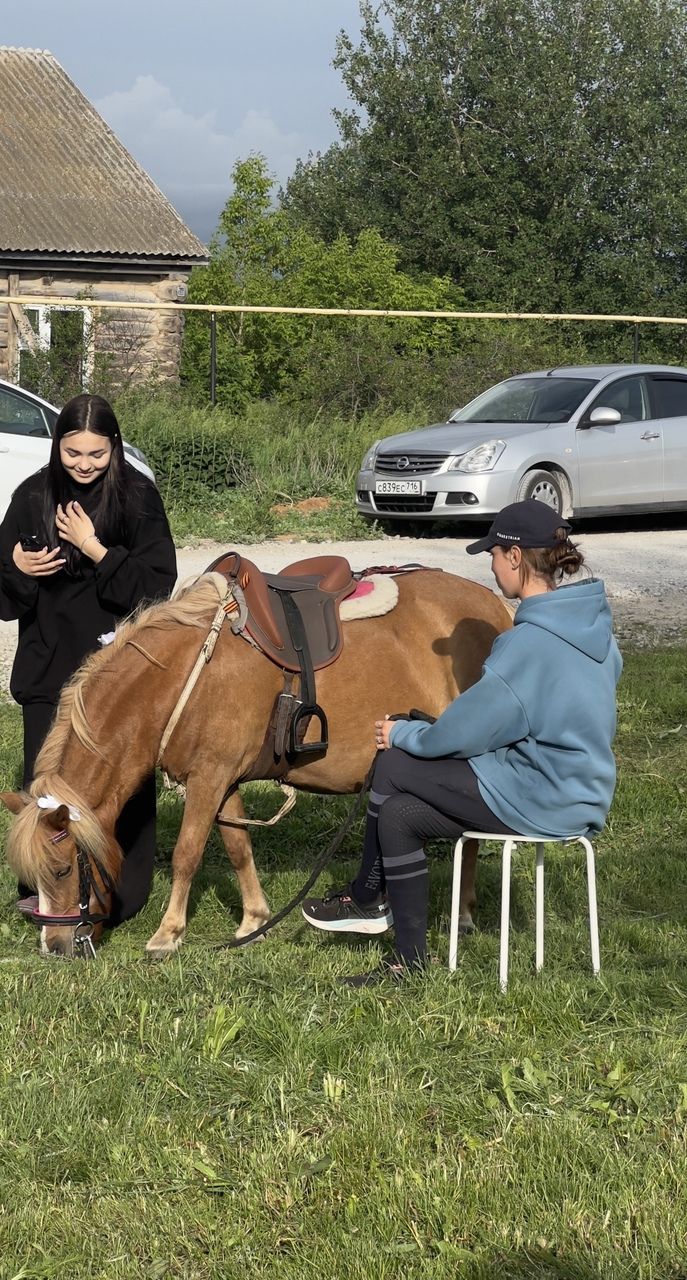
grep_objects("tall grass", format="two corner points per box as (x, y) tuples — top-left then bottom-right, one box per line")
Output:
(115, 390), (440, 542)
(0, 645), (686, 1277)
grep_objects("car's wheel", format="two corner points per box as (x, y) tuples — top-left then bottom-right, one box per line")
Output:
(516, 469), (565, 513)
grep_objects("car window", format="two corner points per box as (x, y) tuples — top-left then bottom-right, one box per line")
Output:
(452, 377), (598, 424)
(588, 376), (649, 423)
(648, 376), (687, 418)
(0, 387), (50, 437)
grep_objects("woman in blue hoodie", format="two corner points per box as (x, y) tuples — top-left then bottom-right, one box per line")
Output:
(302, 499), (622, 986)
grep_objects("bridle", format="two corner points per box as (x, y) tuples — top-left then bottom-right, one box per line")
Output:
(30, 828), (117, 959)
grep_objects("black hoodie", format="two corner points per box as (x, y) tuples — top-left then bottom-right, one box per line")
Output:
(0, 466), (176, 704)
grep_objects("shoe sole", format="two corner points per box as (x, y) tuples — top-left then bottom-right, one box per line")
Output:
(301, 909), (392, 935)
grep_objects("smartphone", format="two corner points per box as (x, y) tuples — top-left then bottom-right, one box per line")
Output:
(19, 533), (42, 552)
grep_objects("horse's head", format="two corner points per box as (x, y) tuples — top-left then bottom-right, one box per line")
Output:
(1, 789), (122, 957)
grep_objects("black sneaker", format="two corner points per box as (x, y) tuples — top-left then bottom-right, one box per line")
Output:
(302, 885), (393, 935)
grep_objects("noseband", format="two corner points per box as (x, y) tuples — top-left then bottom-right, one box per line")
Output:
(31, 831), (116, 959)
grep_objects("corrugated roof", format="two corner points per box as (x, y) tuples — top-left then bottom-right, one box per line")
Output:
(0, 47), (208, 260)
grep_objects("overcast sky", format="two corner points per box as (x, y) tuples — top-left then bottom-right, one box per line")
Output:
(4, 0), (363, 244)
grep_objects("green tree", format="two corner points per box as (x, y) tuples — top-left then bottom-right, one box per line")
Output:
(284, 0), (687, 315)
(181, 155), (297, 407)
(181, 154), (471, 412)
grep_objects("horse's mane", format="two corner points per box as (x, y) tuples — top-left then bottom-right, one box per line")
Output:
(11, 573), (227, 889)
(35, 572), (227, 773)
(6, 774), (117, 888)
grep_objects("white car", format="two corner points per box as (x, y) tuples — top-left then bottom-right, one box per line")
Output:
(0, 379), (155, 520)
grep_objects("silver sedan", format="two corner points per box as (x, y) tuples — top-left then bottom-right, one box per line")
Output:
(355, 363), (687, 523)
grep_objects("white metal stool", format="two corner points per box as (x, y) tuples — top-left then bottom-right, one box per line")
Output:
(449, 831), (601, 991)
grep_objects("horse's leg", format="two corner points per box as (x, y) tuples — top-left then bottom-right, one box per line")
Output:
(215, 791), (271, 939)
(458, 836), (478, 933)
(145, 780), (222, 958)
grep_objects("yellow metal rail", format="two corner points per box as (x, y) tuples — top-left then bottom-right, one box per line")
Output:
(4, 294), (687, 325)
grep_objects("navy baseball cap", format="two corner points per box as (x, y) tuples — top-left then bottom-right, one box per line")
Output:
(466, 499), (572, 555)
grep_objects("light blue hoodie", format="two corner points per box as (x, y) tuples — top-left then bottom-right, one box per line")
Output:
(389, 578), (622, 837)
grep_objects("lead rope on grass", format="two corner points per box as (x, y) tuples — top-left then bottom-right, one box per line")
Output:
(203, 757), (377, 951)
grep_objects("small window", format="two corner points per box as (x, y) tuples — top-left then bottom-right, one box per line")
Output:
(50, 309), (86, 384)
(590, 376), (648, 423)
(649, 377), (687, 418)
(0, 387), (49, 437)
(18, 305), (92, 402)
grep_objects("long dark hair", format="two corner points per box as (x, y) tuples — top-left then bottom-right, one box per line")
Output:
(42, 394), (133, 574)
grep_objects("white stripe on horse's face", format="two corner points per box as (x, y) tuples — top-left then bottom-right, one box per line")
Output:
(38, 888), (50, 956)
(38, 888), (75, 957)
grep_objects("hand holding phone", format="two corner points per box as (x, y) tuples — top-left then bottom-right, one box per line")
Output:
(13, 538), (65, 577)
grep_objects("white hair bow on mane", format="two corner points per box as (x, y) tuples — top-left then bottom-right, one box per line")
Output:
(36, 794), (81, 822)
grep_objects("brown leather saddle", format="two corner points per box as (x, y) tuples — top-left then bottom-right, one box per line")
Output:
(206, 551), (356, 773)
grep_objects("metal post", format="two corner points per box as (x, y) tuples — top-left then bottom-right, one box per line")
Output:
(210, 311), (217, 405)
(633, 324), (640, 362)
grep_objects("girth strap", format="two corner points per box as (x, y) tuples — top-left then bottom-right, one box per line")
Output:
(276, 590), (328, 757)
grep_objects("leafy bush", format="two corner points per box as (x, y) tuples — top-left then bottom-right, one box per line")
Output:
(114, 389), (425, 540)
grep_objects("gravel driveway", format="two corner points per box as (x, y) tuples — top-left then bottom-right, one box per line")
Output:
(1, 521), (685, 695)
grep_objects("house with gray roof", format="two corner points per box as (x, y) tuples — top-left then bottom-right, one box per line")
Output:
(0, 46), (208, 389)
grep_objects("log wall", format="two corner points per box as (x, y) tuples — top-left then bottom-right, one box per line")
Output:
(0, 269), (189, 388)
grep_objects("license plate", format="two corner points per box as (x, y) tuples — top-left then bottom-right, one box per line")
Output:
(375, 479), (423, 495)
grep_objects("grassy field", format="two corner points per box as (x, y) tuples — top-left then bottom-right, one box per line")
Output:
(0, 645), (686, 1279)
(118, 394), (426, 543)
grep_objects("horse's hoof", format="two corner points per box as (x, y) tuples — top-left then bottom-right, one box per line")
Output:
(235, 920), (271, 945)
(457, 917), (476, 936)
(145, 934), (184, 960)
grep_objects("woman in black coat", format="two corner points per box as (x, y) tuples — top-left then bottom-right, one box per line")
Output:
(0, 393), (177, 922)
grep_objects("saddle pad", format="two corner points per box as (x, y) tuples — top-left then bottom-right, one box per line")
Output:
(340, 574), (399, 621)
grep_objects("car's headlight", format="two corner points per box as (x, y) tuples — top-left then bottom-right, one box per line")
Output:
(449, 439), (506, 472)
(360, 439), (381, 471)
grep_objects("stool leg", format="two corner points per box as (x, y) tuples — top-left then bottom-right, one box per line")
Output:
(582, 838), (601, 976)
(499, 839), (513, 992)
(449, 839), (464, 971)
(535, 844), (544, 973)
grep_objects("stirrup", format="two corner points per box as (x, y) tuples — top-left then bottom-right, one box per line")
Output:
(290, 702), (328, 755)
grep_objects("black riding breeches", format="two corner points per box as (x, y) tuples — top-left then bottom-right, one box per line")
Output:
(352, 747), (515, 966)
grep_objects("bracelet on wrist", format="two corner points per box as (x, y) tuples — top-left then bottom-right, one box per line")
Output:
(80, 534), (102, 553)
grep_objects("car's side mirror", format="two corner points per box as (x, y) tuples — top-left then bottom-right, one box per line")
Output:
(579, 406), (622, 429)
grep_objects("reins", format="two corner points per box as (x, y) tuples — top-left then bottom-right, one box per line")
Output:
(203, 757), (376, 951)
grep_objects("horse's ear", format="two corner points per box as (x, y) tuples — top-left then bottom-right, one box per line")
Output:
(42, 804), (70, 832)
(0, 792), (27, 816)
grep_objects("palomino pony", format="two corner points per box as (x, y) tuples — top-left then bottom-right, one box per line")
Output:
(1, 568), (511, 957)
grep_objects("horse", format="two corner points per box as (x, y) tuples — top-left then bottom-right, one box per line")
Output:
(0, 567), (512, 958)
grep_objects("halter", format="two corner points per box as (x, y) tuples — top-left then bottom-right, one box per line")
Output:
(30, 831), (117, 959)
